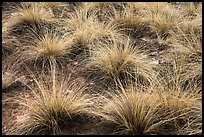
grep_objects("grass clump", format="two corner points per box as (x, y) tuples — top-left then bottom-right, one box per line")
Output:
(97, 86), (169, 135)
(4, 2), (59, 38)
(158, 35), (202, 89)
(158, 83), (202, 135)
(97, 80), (201, 135)
(85, 39), (156, 88)
(63, 4), (127, 55)
(12, 65), (96, 135)
(17, 28), (73, 69)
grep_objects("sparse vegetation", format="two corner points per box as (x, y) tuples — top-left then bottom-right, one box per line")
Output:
(2, 55), (23, 91)
(2, 2), (202, 135)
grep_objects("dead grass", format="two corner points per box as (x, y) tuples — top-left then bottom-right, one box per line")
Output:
(85, 38), (156, 87)
(159, 33), (202, 89)
(2, 2), (202, 135)
(64, 6), (126, 49)
(96, 80), (201, 135)
(16, 28), (73, 69)
(2, 55), (23, 91)
(96, 85), (171, 135)
(4, 3), (57, 34)
(11, 64), (97, 135)
(159, 83), (202, 135)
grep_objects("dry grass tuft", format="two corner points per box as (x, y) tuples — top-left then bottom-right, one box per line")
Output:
(82, 2), (126, 22)
(12, 65), (97, 135)
(17, 28), (73, 68)
(4, 3), (59, 37)
(64, 6), (123, 47)
(97, 80), (201, 135)
(110, 4), (145, 31)
(158, 34), (202, 90)
(159, 83), (202, 135)
(97, 86), (169, 135)
(85, 39), (156, 87)
(142, 3), (181, 38)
